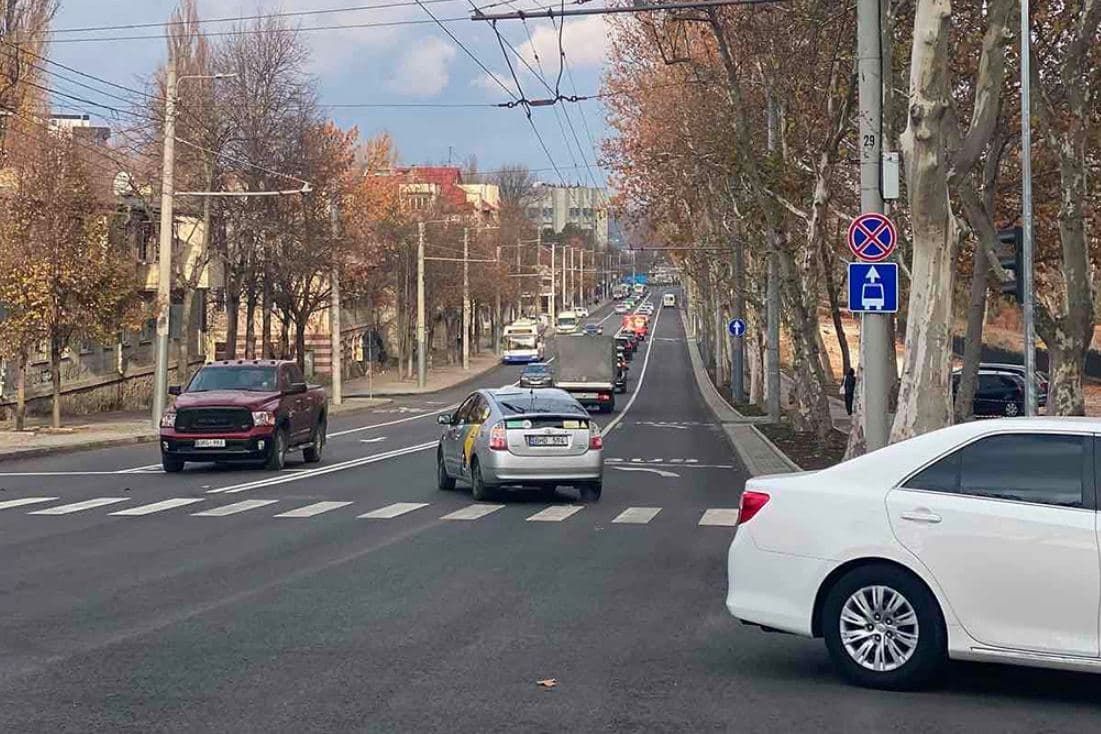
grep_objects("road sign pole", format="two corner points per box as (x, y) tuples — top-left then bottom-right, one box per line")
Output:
(1020, 2), (1037, 416)
(858, 0), (890, 452)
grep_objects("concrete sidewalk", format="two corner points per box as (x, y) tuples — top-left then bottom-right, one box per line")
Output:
(344, 352), (503, 397)
(0, 395), (393, 463)
(681, 313), (802, 476)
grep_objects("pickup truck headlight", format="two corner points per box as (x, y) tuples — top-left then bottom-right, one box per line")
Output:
(252, 410), (277, 427)
(160, 411), (176, 429)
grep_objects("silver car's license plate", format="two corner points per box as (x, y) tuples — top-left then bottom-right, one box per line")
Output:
(527, 435), (569, 447)
(576, 392), (599, 399)
(194, 438), (226, 448)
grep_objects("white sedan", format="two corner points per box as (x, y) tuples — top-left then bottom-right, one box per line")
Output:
(727, 417), (1100, 690)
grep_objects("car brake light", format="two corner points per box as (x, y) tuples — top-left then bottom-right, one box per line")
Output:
(598, 393), (610, 401)
(738, 491), (770, 524)
(489, 422), (508, 450)
(589, 423), (603, 450)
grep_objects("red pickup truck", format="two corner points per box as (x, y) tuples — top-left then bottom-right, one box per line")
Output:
(159, 360), (328, 473)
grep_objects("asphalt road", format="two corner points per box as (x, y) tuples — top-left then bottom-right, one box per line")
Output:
(3, 296), (1101, 732)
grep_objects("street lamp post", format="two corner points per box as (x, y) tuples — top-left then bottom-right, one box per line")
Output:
(150, 64), (236, 428)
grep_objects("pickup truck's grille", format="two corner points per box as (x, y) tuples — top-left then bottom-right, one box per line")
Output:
(175, 407), (253, 433)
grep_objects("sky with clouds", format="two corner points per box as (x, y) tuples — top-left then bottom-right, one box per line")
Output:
(48, 0), (612, 187)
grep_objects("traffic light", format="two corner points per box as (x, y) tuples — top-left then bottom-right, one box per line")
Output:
(997, 226), (1024, 303)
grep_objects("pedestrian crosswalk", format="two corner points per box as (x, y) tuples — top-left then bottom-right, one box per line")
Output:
(0, 495), (739, 528)
(273, 501), (353, 518)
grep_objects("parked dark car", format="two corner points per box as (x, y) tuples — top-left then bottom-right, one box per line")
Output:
(519, 362), (555, 388)
(951, 365), (1047, 417)
(159, 360), (327, 472)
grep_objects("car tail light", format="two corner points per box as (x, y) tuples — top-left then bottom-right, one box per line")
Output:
(738, 491), (770, 524)
(489, 422), (508, 450)
(598, 393), (610, 402)
(589, 423), (603, 450)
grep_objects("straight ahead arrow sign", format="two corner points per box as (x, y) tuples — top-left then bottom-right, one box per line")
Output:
(865, 266), (881, 282)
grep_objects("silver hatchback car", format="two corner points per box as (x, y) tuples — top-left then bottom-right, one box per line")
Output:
(436, 387), (604, 502)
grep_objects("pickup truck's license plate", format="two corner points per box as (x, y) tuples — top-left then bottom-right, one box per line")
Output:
(194, 439), (226, 448)
(527, 435), (569, 447)
(576, 392), (599, 399)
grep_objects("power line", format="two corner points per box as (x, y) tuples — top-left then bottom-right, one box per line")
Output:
(0, 38), (157, 100)
(52, 0), (463, 34)
(48, 15), (471, 44)
(174, 137), (312, 188)
(411, 0), (518, 100)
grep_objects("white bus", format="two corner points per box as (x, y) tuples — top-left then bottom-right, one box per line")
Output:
(501, 320), (544, 364)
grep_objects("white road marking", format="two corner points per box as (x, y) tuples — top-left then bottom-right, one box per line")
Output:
(699, 509), (740, 527)
(109, 498), (205, 516)
(359, 502), (430, 519)
(606, 458), (623, 463)
(29, 497), (130, 515)
(602, 302), (663, 435)
(192, 499), (280, 516)
(441, 503), (504, 521)
(526, 505), (583, 522)
(208, 441), (437, 494)
(612, 507), (662, 524)
(116, 463), (163, 473)
(685, 459), (699, 464)
(669, 458), (684, 463)
(0, 497), (59, 511)
(611, 466), (680, 478)
(359, 437), (388, 444)
(326, 407), (459, 438)
(0, 471), (161, 477)
(273, 501), (353, 518)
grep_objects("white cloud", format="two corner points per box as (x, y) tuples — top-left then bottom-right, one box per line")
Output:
(472, 70), (515, 96)
(517, 16), (608, 70)
(387, 37), (457, 97)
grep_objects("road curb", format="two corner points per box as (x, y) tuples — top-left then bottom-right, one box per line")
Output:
(0, 433), (159, 463)
(680, 309), (802, 476)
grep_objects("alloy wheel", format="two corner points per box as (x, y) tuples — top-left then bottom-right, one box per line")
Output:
(839, 585), (920, 672)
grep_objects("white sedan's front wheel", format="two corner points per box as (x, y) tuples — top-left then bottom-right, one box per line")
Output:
(822, 564), (946, 690)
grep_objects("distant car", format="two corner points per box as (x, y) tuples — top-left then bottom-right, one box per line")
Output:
(728, 418), (1101, 689)
(614, 303), (629, 314)
(951, 366), (1047, 416)
(970, 363), (1050, 402)
(436, 388), (604, 502)
(576, 307), (590, 318)
(582, 323), (603, 336)
(519, 362), (554, 388)
(663, 293), (676, 308)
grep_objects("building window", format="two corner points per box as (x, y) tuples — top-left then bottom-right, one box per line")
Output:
(542, 207), (552, 218)
(569, 207), (579, 217)
(583, 208), (593, 218)
(139, 318), (155, 344)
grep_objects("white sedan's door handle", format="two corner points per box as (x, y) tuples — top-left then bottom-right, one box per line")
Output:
(900, 510), (942, 524)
